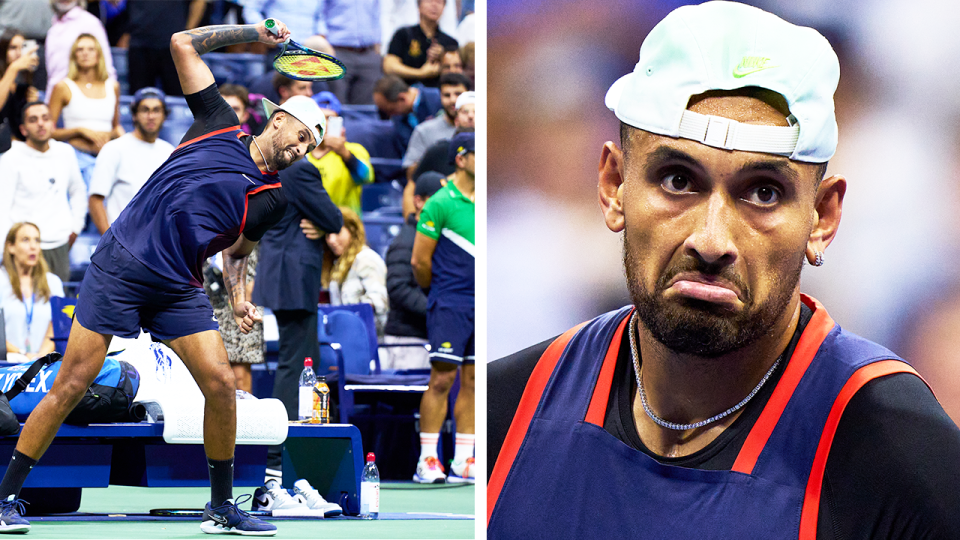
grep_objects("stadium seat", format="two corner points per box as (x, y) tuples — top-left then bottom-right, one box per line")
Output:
(361, 180), (404, 213)
(50, 296), (77, 356)
(343, 116), (404, 183)
(316, 304), (429, 424)
(363, 210), (404, 259)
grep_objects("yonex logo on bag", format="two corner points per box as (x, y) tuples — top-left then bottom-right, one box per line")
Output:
(732, 56), (778, 78)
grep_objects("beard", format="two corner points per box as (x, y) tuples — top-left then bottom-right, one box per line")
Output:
(133, 119), (161, 139)
(624, 232), (802, 358)
(269, 133), (296, 171)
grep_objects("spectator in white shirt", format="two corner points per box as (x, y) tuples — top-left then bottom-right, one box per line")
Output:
(0, 101), (87, 283)
(88, 87), (174, 234)
(2, 222), (63, 361)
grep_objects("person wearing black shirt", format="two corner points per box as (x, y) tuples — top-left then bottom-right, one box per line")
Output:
(383, 0), (458, 88)
(487, 3), (960, 539)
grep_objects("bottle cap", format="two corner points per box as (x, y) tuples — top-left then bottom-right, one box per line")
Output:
(318, 375), (326, 382)
(366, 452), (375, 462)
(304, 357), (313, 367)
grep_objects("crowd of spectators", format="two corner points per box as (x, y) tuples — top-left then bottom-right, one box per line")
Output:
(0, 0), (477, 482)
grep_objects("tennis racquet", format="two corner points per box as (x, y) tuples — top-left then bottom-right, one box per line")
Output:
(265, 19), (346, 82)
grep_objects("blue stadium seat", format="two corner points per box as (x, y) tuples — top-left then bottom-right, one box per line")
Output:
(363, 210), (404, 259)
(205, 52), (268, 87)
(344, 116), (404, 182)
(361, 180), (404, 213)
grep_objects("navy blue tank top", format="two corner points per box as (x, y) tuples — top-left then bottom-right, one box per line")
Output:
(488, 296), (921, 539)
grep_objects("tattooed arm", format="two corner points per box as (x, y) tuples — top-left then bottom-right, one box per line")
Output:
(222, 234), (261, 333)
(170, 19), (291, 96)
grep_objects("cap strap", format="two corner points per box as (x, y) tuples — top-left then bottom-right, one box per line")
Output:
(678, 110), (800, 155)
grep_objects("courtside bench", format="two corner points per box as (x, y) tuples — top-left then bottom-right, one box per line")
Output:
(0, 423), (363, 515)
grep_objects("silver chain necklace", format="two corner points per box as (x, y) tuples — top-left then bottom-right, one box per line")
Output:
(251, 135), (274, 173)
(628, 311), (781, 431)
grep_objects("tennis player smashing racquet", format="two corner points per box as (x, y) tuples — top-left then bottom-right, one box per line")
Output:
(0, 19), (330, 536)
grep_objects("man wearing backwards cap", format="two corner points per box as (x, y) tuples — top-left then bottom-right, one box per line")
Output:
(0, 19), (325, 536)
(488, 2), (960, 538)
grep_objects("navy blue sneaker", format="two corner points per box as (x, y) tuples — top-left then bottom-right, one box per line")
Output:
(0, 495), (29, 534)
(200, 495), (276, 536)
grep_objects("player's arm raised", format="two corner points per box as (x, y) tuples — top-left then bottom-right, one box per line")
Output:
(170, 19), (291, 95)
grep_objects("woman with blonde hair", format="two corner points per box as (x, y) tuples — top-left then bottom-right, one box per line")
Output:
(48, 33), (122, 169)
(1, 223), (63, 360)
(322, 207), (389, 338)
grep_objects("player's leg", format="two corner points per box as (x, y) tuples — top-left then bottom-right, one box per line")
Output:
(165, 330), (275, 536)
(0, 319), (111, 533)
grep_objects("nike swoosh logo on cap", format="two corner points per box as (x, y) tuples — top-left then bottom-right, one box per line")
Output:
(732, 56), (778, 78)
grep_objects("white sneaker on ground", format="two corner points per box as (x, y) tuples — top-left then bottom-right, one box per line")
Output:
(293, 479), (343, 517)
(447, 457), (475, 484)
(251, 480), (322, 517)
(413, 456), (447, 484)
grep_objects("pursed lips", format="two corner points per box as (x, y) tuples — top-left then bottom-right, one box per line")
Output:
(666, 271), (743, 305)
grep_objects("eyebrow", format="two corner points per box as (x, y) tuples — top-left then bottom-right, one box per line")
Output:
(644, 145), (800, 183)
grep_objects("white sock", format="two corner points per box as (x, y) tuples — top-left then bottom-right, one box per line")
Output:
(419, 432), (440, 461)
(454, 433), (475, 463)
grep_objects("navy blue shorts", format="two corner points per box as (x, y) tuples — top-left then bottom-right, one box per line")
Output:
(75, 231), (218, 341)
(426, 303), (474, 365)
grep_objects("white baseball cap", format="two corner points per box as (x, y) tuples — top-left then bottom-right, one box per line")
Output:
(456, 91), (476, 111)
(605, 1), (839, 163)
(262, 95), (326, 146)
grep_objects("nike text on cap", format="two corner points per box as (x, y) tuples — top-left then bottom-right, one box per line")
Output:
(605, 0), (839, 163)
(262, 95), (327, 146)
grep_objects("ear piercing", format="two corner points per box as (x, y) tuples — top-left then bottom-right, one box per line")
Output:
(812, 251), (824, 267)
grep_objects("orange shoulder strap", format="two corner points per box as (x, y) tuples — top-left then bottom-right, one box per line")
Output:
(487, 322), (586, 524)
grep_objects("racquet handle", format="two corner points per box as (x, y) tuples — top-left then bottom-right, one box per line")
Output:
(264, 18), (290, 44)
(264, 18), (279, 36)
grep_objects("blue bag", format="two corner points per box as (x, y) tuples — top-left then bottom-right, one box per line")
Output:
(0, 353), (142, 424)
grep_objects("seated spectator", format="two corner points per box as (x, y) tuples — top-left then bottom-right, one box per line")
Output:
(48, 33), (122, 188)
(372, 73), (441, 153)
(307, 91), (374, 215)
(402, 74), (470, 212)
(440, 48), (463, 76)
(0, 101), (87, 283)
(383, 0), (457, 88)
(383, 171), (444, 370)
(322, 207), (389, 339)
(220, 83), (264, 135)
(88, 87), (174, 234)
(2, 222), (64, 360)
(44, 0), (116, 100)
(0, 30), (40, 146)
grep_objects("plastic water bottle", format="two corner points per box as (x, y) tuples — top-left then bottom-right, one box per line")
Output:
(314, 376), (330, 424)
(359, 452), (380, 519)
(298, 358), (317, 421)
